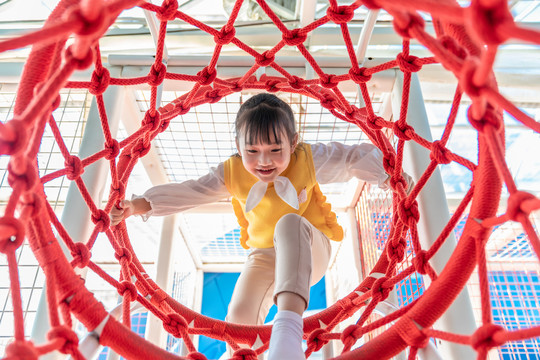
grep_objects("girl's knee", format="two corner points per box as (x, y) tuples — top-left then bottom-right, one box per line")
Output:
(227, 300), (256, 325)
(274, 214), (312, 248)
(275, 213), (304, 232)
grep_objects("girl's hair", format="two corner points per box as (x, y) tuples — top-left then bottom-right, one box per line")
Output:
(235, 93), (297, 145)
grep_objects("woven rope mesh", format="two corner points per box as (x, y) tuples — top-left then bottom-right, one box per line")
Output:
(1, 0), (539, 359)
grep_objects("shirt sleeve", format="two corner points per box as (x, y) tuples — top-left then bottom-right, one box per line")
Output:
(137, 162), (230, 219)
(311, 142), (389, 188)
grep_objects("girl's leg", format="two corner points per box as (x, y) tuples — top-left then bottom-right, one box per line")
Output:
(225, 248), (276, 359)
(268, 213), (331, 360)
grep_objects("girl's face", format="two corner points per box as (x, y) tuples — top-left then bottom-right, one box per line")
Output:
(236, 130), (298, 183)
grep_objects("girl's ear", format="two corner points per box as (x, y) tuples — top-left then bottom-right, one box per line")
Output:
(235, 137), (241, 154)
(291, 133), (299, 151)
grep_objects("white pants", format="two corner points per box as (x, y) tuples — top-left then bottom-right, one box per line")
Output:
(226, 213), (332, 328)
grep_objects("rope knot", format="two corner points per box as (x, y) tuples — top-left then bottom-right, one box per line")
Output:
(506, 191), (537, 222)
(71, 242), (91, 269)
(396, 53), (422, 73)
(340, 324), (364, 349)
(214, 26), (236, 45)
(392, 122), (414, 140)
(392, 12), (425, 39)
(131, 138), (151, 158)
(471, 324), (505, 351)
(230, 81), (243, 92)
(387, 239), (406, 262)
(345, 107), (366, 124)
(64, 45), (94, 70)
(66, 7), (107, 36)
(382, 153), (396, 175)
(91, 209), (110, 232)
(186, 352), (208, 360)
(460, 57), (485, 99)
(337, 296), (354, 311)
(282, 28), (307, 46)
(0, 217), (25, 254)
(114, 247), (133, 266)
(150, 288), (169, 307)
(319, 93), (337, 111)
(467, 105), (502, 133)
(349, 66), (372, 83)
(371, 276), (392, 301)
(8, 158), (37, 192)
(467, 0), (513, 45)
(288, 75), (305, 90)
(157, 0), (178, 21)
(264, 78), (281, 92)
(366, 116), (383, 130)
(398, 198), (420, 226)
(204, 89), (223, 103)
(105, 139), (120, 160)
(159, 118), (171, 133)
(396, 317), (429, 348)
(142, 110), (162, 132)
(164, 313), (188, 338)
(175, 102), (191, 115)
(89, 67), (110, 95)
(47, 326), (80, 356)
(256, 51), (275, 67)
(440, 35), (468, 61)
(306, 328), (330, 352)
(231, 348), (258, 360)
(430, 140), (452, 164)
(110, 183), (126, 202)
(0, 119), (27, 156)
(148, 62), (167, 87)
(19, 193), (43, 219)
(118, 280), (138, 302)
(326, 5), (355, 24)
(64, 155), (84, 181)
(197, 67), (217, 85)
(412, 250), (430, 275)
(5, 340), (38, 360)
(319, 73), (339, 89)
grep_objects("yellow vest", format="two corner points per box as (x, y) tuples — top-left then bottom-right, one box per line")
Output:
(224, 144), (343, 249)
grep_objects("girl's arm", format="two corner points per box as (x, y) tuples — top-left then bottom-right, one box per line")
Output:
(110, 163), (229, 225)
(312, 142), (388, 186)
(312, 142), (414, 192)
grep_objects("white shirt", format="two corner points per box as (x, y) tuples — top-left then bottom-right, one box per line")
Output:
(141, 142), (388, 218)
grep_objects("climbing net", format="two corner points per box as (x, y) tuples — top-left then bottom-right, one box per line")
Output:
(1, 0), (540, 359)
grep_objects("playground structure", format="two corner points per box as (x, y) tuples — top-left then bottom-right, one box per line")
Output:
(0, 0), (540, 359)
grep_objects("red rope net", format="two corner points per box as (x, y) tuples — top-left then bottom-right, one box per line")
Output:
(1, 0), (540, 359)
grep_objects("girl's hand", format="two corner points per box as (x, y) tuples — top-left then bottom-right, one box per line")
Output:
(383, 172), (414, 195)
(402, 172), (414, 195)
(110, 200), (135, 226)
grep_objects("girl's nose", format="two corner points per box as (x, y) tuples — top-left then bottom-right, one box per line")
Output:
(259, 152), (271, 165)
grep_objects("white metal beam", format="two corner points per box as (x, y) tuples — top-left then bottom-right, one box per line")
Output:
(145, 214), (178, 348)
(30, 66), (125, 359)
(391, 71), (477, 359)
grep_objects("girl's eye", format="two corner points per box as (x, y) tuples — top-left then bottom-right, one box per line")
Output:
(271, 148), (282, 152)
(246, 149), (257, 153)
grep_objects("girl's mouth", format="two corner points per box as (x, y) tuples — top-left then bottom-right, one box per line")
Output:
(257, 168), (275, 175)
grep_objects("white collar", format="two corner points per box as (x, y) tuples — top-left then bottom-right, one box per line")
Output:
(245, 176), (299, 212)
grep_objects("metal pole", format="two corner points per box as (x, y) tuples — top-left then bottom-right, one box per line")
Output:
(390, 72), (477, 359)
(30, 67), (124, 357)
(145, 214), (177, 348)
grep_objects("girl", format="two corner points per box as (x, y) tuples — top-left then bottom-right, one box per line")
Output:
(110, 93), (405, 359)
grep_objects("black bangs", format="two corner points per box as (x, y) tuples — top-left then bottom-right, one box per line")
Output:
(244, 104), (284, 145)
